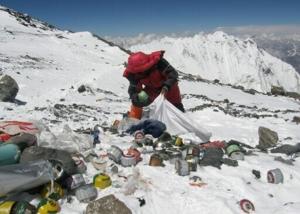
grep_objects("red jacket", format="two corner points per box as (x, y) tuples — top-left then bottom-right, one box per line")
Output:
(123, 51), (182, 105)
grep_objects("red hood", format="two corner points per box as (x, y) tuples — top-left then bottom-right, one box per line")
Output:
(123, 50), (164, 78)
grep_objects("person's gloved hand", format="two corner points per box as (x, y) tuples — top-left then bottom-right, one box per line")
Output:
(160, 86), (168, 97)
(131, 93), (146, 107)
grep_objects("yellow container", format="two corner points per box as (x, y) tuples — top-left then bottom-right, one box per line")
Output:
(93, 173), (111, 189)
(37, 198), (60, 214)
(0, 201), (15, 214)
(174, 137), (183, 146)
(40, 182), (64, 201)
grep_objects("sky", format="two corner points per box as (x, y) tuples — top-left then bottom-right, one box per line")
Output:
(0, 0), (299, 36)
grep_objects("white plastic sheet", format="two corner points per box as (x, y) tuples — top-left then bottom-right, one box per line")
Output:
(150, 95), (212, 142)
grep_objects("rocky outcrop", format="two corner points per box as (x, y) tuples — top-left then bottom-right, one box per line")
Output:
(86, 194), (132, 214)
(257, 127), (279, 150)
(0, 75), (19, 102)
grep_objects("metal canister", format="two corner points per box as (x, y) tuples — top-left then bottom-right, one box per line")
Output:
(127, 148), (142, 162)
(63, 174), (86, 191)
(93, 173), (112, 189)
(173, 137), (183, 147)
(149, 154), (163, 166)
(239, 199), (255, 213)
(140, 135), (154, 146)
(226, 144), (241, 156)
(75, 184), (98, 203)
(185, 155), (198, 172)
(154, 141), (167, 151)
(11, 201), (36, 214)
(0, 201), (15, 214)
(134, 130), (145, 143)
(230, 151), (244, 161)
(186, 145), (200, 157)
(107, 145), (123, 163)
(107, 163), (118, 174)
(92, 157), (107, 171)
(267, 168), (284, 184)
(37, 198), (60, 214)
(40, 182), (64, 201)
(175, 160), (190, 176)
(120, 153), (136, 167)
(166, 148), (182, 164)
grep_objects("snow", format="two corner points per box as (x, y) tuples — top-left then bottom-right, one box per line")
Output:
(1, 6), (300, 214)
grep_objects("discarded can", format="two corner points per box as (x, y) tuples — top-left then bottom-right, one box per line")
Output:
(92, 157), (107, 171)
(166, 148), (182, 164)
(226, 143), (241, 156)
(0, 201), (36, 214)
(142, 134), (154, 146)
(267, 168), (284, 184)
(107, 163), (118, 174)
(127, 147), (142, 162)
(63, 174), (86, 191)
(41, 182), (64, 201)
(37, 198), (60, 214)
(175, 160), (190, 176)
(93, 173), (112, 189)
(154, 141), (167, 151)
(120, 153), (136, 167)
(186, 145), (200, 157)
(134, 130), (145, 143)
(239, 199), (255, 213)
(185, 155), (198, 172)
(230, 151), (244, 160)
(73, 158), (87, 174)
(0, 201), (15, 214)
(173, 136), (183, 147)
(11, 201), (36, 214)
(0, 143), (21, 166)
(149, 154), (163, 166)
(48, 159), (65, 180)
(75, 184), (98, 203)
(107, 145), (123, 163)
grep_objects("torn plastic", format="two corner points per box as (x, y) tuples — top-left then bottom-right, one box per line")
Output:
(0, 160), (53, 197)
(37, 123), (92, 153)
(149, 95), (212, 142)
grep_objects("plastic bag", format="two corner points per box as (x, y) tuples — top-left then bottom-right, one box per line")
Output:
(0, 160), (53, 197)
(149, 95), (212, 142)
(38, 124), (92, 153)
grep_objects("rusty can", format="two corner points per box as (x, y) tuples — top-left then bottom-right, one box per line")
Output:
(149, 154), (163, 166)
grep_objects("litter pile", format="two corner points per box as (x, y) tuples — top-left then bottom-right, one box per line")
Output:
(0, 98), (299, 214)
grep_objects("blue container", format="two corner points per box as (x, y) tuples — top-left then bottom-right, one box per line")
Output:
(0, 144), (21, 166)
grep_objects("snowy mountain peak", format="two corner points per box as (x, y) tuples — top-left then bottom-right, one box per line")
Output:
(129, 32), (300, 93)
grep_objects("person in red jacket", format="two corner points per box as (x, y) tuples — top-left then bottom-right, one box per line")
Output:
(123, 50), (185, 114)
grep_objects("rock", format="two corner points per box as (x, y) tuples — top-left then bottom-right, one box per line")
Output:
(78, 85), (86, 93)
(0, 75), (19, 102)
(86, 194), (132, 214)
(271, 85), (285, 96)
(286, 91), (300, 100)
(257, 127), (279, 150)
(274, 156), (294, 165)
(270, 143), (300, 155)
(292, 116), (300, 124)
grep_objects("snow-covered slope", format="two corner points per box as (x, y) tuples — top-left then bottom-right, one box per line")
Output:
(128, 32), (300, 93)
(1, 6), (300, 214)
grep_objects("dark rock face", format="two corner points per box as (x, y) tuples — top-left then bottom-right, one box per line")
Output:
(257, 127), (279, 150)
(292, 116), (300, 124)
(0, 75), (19, 102)
(77, 85), (86, 93)
(86, 194), (132, 214)
(271, 85), (285, 96)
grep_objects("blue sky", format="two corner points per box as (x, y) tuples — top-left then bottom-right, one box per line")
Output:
(0, 0), (299, 36)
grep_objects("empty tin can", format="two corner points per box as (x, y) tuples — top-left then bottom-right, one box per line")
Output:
(267, 168), (284, 184)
